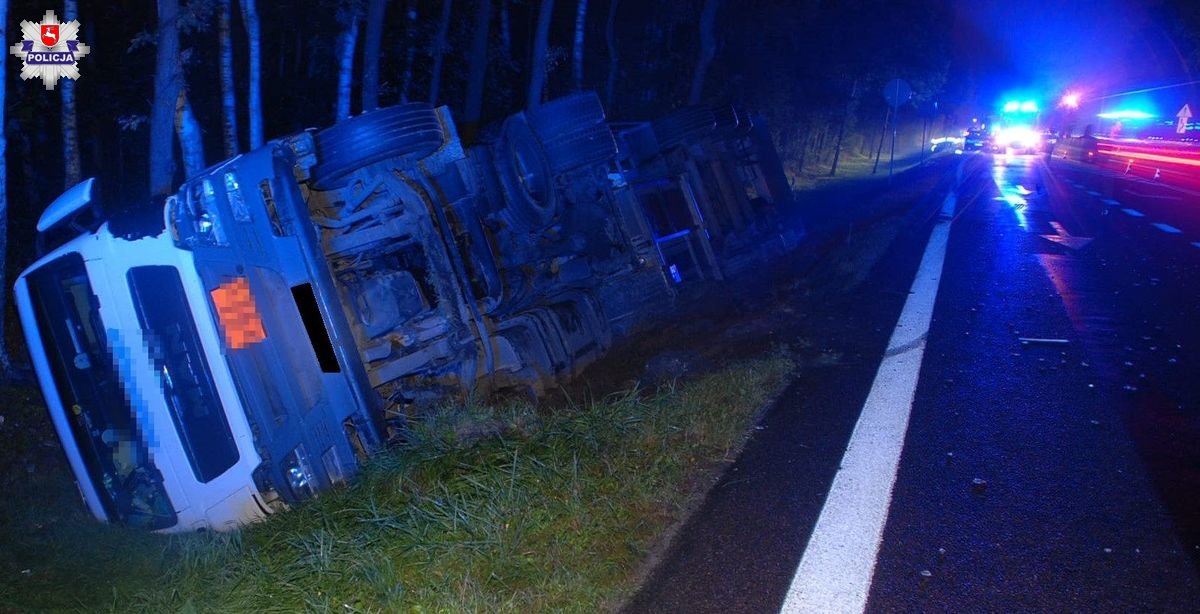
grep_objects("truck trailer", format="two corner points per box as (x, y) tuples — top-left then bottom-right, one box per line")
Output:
(15, 93), (794, 532)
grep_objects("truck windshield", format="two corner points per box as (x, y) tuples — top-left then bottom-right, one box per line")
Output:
(26, 254), (177, 529)
(128, 266), (239, 482)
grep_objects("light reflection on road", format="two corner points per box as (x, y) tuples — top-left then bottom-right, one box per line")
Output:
(990, 154), (1039, 230)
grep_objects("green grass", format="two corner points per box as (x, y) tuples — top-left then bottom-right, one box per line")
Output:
(0, 357), (791, 613)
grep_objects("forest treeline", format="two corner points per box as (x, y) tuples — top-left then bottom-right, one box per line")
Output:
(0, 0), (973, 372)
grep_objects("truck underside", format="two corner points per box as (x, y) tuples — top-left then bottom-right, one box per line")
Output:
(20, 92), (799, 529)
(290, 95), (796, 426)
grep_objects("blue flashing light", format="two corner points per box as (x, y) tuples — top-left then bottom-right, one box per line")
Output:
(1003, 101), (1020, 113)
(1020, 101), (1038, 112)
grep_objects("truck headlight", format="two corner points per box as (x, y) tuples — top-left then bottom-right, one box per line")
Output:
(168, 178), (228, 248)
(281, 445), (316, 500)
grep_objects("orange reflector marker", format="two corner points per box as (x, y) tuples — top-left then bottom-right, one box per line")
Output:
(210, 277), (266, 349)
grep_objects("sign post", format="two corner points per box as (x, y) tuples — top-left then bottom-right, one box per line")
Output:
(882, 79), (912, 179)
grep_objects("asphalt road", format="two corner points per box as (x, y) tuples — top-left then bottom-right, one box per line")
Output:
(625, 152), (1200, 612)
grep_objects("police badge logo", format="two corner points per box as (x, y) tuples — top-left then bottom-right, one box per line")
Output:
(10, 10), (91, 91)
(41, 24), (60, 47)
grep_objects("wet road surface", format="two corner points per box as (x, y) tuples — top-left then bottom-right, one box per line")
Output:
(626, 153), (1200, 612)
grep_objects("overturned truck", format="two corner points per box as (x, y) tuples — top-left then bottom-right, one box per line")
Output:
(15, 93), (794, 532)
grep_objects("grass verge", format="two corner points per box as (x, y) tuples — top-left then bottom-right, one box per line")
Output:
(0, 357), (790, 612)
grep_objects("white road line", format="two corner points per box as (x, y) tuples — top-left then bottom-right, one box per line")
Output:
(1087, 190), (1101, 197)
(780, 201), (953, 614)
(1152, 223), (1182, 234)
(1102, 198), (1120, 206)
(941, 191), (957, 219)
(1122, 208), (1145, 217)
(1192, 242), (1200, 249)
(1126, 189), (1184, 201)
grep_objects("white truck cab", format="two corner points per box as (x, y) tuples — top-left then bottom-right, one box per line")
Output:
(16, 224), (269, 530)
(16, 134), (386, 532)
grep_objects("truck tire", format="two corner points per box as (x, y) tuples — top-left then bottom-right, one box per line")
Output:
(527, 92), (607, 142)
(494, 114), (558, 230)
(310, 103), (445, 190)
(652, 106), (717, 148)
(541, 122), (618, 174)
(711, 104), (752, 135)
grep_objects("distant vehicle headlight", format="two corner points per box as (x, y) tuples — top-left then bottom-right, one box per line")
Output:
(996, 126), (1040, 149)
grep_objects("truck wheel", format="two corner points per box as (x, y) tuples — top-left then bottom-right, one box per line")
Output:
(310, 103), (444, 190)
(541, 122), (618, 174)
(494, 114), (558, 230)
(525, 92), (617, 174)
(711, 104), (753, 135)
(652, 106), (717, 148)
(527, 92), (607, 142)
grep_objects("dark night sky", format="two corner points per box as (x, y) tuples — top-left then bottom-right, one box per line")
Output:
(948, 0), (1196, 116)
(5, 0), (1200, 220)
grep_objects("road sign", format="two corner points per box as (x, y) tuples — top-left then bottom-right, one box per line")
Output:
(883, 79), (912, 109)
(880, 79), (912, 181)
(1176, 104), (1192, 134)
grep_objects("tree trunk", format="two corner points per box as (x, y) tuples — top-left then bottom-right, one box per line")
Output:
(829, 79), (858, 177)
(150, 0), (182, 198)
(18, 133), (36, 208)
(527, 0), (554, 110)
(604, 0), (619, 109)
(276, 34), (285, 78)
(796, 123), (809, 172)
(0, 0), (12, 376)
(62, 0), (81, 188)
(240, 0), (264, 148)
(292, 28), (302, 76)
(176, 90), (206, 177)
(499, 0), (512, 62)
(463, 0), (491, 125)
(361, 0), (387, 112)
(872, 106), (890, 175)
(816, 123), (827, 161)
(219, 0), (238, 157)
(688, 0), (719, 105)
(428, 0), (453, 106)
(337, 14), (360, 120)
(399, 2), (418, 102)
(572, 0), (587, 91)
(307, 36), (319, 78)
